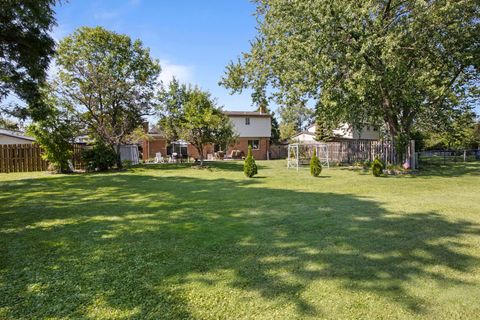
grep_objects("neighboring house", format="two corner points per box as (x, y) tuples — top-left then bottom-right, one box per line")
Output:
(291, 123), (380, 143)
(224, 111), (271, 160)
(142, 110), (272, 160)
(0, 129), (35, 145)
(74, 135), (92, 144)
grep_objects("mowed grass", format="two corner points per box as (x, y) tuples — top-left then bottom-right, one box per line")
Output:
(1, 160), (480, 319)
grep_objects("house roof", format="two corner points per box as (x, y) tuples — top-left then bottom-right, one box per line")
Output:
(224, 111), (271, 118)
(0, 129), (35, 141)
(147, 127), (167, 137)
(290, 131), (315, 138)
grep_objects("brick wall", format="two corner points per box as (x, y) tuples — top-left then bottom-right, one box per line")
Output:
(142, 137), (167, 160)
(142, 136), (270, 160)
(227, 137), (269, 160)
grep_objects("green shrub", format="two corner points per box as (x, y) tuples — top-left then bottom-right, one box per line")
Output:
(371, 157), (384, 177)
(122, 160), (133, 169)
(26, 113), (75, 174)
(82, 142), (116, 171)
(310, 149), (322, 177)
(363, 160), (372, 169)
(243, 145), (258, 178)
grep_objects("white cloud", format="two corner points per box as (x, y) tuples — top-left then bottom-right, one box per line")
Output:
(158, 60), (193, 85)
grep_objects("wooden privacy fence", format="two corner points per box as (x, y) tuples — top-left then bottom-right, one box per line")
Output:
(326, 140), (398, 165)
(0, 143), (88, 173)
(270, 144), (288, 159)
(72, 143), (87, 170)
(0, 144), (48, 173)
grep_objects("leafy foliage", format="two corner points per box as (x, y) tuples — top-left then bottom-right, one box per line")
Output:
(372, 157), (384, 177)
(221, 0), (479, 155)
(270, 112), (281, 144)
(0, 117), (20, 130)
(314, 111), (334, 142)
(0, 0), (58, 120)
(310, 149), (322, 177)
(424, 111), (479, 150)
(244, 146), (258, 178)
(278, 103), (313, 141)
(158, 79), (236, 165)
(81, 142), (117, 172)
(55, 26), (161, 168)
(26, 91), (79, 173)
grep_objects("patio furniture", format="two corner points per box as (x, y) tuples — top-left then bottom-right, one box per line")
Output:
(155, 152), (165, 163)
(228, 149), (243, 159)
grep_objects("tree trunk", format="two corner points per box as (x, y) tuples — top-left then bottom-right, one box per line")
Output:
(115, 143), (122, 169)
(199, 146), (204, 166)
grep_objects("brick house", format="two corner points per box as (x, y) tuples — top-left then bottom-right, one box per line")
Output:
(142, 110), (271, 160)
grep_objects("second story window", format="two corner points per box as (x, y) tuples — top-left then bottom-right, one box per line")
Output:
(245, 116), (250, 125)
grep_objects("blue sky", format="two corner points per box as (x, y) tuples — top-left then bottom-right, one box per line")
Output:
(53, 0), (259, 112)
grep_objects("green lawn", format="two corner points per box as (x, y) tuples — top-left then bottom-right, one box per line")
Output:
(1, 160), (480, 319)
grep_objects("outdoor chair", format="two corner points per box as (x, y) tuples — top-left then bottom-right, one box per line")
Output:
(155, 152), (165, 163)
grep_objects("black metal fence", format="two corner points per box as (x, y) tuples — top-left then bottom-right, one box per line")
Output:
(418, 149), (480, 167)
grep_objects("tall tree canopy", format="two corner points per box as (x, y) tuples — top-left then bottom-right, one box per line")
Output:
(0, 0), (58, 120)
(221, 0), (479, 154)
(54, 26), (161, 168)
(158, 79), (236, 165)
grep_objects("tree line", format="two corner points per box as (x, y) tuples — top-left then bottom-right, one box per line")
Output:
(1, 2), (236, 172)
(1, 0), (479, 172)
(220, 0), (479, 156)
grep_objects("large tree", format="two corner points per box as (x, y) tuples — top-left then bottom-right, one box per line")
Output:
(54, 26), (161, 168)
(0, 0), (58, 120)
(221, 0), (479, 157)
(158, 80), (236, 165)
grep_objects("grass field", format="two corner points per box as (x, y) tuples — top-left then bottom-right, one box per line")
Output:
(1, 160), (480, 319)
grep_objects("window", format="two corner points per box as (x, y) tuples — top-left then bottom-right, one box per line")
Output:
(248, 139), (260, 150)
(245, 116), (250, 125)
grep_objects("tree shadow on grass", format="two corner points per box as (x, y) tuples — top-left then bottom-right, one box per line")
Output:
(136, 160), (266, 173)
(417, 161), (480, 178)
(1, 174), (479, 318)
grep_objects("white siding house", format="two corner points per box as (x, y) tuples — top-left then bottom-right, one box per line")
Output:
(292, 123), (380, 142)
(223, 111), (272, 160)
(0, 129), (35, 145)
(225, 111), (271, 138)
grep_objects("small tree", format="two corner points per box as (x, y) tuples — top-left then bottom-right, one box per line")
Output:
(27, 90), (79, 173)
(158, 81), (236, 166)
(244, 145), (258, 178)
(371, 157), (384, 177)
(310, 149), (322, 177)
